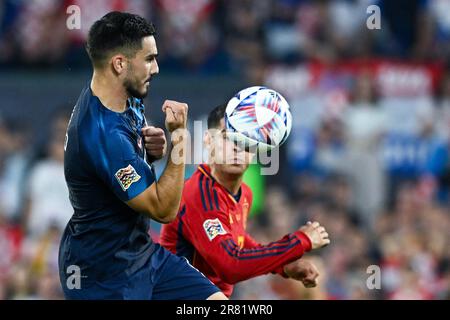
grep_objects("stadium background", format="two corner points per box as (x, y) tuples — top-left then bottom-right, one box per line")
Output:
(0, 0), (449, 300)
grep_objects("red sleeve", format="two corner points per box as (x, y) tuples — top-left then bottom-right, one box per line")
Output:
(182, 208), (312, 285)
(242, 233), (294, 278)
(240, 188), (296, 278)
(243, 233), (260, 248)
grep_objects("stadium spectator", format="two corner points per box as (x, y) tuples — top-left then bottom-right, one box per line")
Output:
(23, 114), (72, 238)
(343, 71), (386, 225)
(0, 121), (31, 222)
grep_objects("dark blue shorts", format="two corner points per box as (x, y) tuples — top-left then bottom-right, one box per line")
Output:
(62, 244), (220, 300)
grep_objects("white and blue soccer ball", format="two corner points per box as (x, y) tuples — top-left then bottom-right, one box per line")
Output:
(225, 86), (292, 152)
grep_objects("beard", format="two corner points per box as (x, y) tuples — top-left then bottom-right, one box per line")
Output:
(124, 64), (149, 99)
(124, 77), (149, 99)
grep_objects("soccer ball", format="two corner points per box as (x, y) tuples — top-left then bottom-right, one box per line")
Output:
(225, 86), (292, 152)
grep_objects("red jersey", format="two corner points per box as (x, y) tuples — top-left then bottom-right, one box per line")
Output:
(160, 164), (312, 297)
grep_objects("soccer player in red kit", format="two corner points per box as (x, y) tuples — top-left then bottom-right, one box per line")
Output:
(160, 104), (330, 298)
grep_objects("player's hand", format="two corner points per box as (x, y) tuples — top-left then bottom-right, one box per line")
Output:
(142, 126), (167, 161)
(299, 221), (330, 250)
(283, 260), (319, 288)
(162, 100), (188, 133)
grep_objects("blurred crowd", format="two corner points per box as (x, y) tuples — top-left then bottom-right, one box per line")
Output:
(0, 0), (449, 299)
(1, 0), (450, 72)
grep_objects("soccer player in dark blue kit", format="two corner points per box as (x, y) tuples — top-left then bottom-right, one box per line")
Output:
(59, 12), (226, 300)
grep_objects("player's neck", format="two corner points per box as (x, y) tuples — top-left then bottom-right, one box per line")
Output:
(210, 167), (242, 196)
(91, 70), (128, 113)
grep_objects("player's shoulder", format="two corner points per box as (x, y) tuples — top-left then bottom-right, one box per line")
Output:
(183, 165), (228, 215)
(182, 168), (207, 206)
(71, 86), (132, 158)
(81, 93), (130, 140)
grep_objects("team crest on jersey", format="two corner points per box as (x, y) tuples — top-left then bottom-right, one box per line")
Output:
(115, 164), (141, 191)
(203, 218), (227, 241)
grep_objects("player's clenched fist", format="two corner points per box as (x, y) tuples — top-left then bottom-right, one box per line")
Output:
(283, 260), (319, 288)
(142, 126), (167, 161)
(300, 221), (330, 250)
(162, 100), (188, 132)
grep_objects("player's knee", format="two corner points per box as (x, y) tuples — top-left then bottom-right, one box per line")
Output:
(206, 292), (228, 300)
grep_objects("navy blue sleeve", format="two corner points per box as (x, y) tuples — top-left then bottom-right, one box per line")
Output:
(94, 128), (155, 202)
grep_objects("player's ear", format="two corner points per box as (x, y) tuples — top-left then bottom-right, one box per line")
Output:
(204, 130), (212, 148)
(204, 128), (222, 147)
(111, 55), (127, 75)
(204, 130), (216, 164)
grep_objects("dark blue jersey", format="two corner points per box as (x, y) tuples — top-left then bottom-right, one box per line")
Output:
(59, 84), (156, 294)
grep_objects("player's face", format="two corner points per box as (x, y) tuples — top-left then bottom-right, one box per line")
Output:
(124, 36), (159, 99)
(208, 119), (255, 176)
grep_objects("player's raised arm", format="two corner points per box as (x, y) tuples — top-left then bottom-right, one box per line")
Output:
(126, 100), (188, 223)
(178, 200), (328, 284)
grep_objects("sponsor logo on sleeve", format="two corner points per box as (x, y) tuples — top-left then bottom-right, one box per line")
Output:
(115, 164), (141, 191)
(203, 218), (227, 241)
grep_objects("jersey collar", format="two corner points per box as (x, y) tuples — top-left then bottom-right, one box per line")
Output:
(197, 164), (241, 204)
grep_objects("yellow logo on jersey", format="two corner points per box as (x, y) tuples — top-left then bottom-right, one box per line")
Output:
(238, 236), (245, 249)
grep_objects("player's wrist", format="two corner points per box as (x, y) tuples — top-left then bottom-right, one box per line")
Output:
(167, 132), (188, 166)
(272, 265), (290, 278)
(294, 230), (312, 252)
(169, 128), (188, 145)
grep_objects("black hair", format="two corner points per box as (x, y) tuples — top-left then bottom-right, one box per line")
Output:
(207, 104), (227, 129)
(86, 11), (156, 67)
